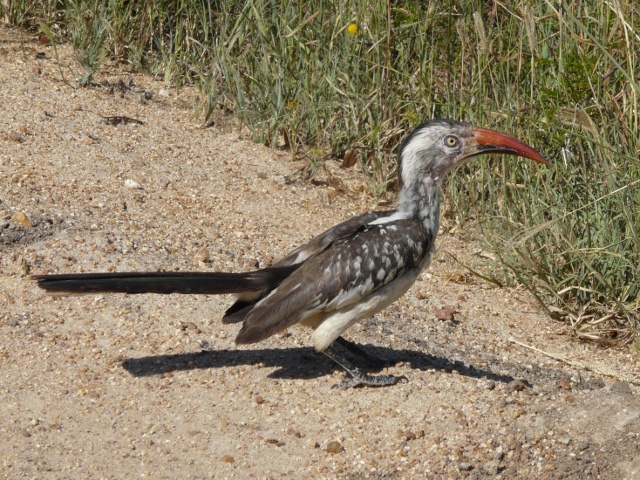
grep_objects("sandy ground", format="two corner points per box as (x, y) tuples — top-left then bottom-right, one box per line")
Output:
(1, 25), (639, 479)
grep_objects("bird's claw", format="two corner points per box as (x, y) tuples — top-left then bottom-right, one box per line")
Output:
(331, 374), (408, 390)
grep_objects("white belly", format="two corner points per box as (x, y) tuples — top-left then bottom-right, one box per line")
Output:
(309, 265), (425, 351)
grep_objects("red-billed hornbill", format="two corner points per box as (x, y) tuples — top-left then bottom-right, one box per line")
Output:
(34, 119), (547, 388)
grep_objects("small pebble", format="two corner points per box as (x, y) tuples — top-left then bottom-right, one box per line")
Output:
(124, 179), (143, 189)
(435, 306), (456, 321)
(506, 379), (526, 392)
(559, 377), (572, 390)
(610, 381), (631, 395)
(325, 440), (344, 454)
(11, 211), (33, 228)
(578, 441), (590, 451)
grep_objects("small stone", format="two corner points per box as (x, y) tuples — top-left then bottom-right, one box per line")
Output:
(578, 440), (590, 451)
(186, 322), (201, 334)
(195, 248), (211, 264)
(558, 376), (572, 390)
(124, 179), (143, 189)
(325, 440), (344, 454)
(254, 394), (265, 404)
(506, 379), (526, 392)
(610, 381), (631, 395)
(396, 429), (417, 441)
(11, 212), (33, 228)
(586, 378), (605, 389)
(220, 455), (234, 463)
(20, 257), (30, 276)
(435, 306), (455, 321)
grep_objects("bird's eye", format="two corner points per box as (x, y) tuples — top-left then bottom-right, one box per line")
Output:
(444, 135), (459, 148)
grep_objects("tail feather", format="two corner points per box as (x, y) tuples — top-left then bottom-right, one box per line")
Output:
(34, 265), (299, 296)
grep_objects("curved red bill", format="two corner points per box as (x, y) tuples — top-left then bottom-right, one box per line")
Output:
(472, 127), (548, 165)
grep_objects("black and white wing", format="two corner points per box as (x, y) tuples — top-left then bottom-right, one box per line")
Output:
(222, 210), (390, 321)
(235, 218), (433, 344)
(273, 210), (390, 267)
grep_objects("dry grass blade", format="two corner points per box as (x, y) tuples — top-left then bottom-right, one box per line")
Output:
(510, 338), (640, 385)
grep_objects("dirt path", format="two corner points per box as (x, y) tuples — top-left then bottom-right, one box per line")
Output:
(1, 26), (639, 479)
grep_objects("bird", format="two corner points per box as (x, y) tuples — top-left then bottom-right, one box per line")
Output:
(34, 119), (547, 388)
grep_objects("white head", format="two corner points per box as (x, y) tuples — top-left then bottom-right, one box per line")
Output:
(398, 119), (547, 187)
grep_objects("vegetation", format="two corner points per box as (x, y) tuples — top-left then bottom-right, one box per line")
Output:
(3, 0), (639, 344)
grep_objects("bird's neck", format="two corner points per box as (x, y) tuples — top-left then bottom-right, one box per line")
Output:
(397, 176), (441, 234)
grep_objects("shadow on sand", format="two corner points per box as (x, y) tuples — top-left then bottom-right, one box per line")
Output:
(122, 343), (521, 385)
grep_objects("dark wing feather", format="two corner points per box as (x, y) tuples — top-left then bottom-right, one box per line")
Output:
(223, 210), (391, 322)
(235, 219), (432, 344)
(273, 210), (390, 267)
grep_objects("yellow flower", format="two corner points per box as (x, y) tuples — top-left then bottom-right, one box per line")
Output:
(288, 100), (297, 109)
(347, 23), (358, 36)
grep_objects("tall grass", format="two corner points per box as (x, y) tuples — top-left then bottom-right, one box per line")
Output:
(2, 0), (639, 343)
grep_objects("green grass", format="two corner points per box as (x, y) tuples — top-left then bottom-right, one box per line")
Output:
(3, 0), (639, 343)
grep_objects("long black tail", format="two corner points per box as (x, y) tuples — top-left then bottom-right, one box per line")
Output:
(34, 265), (299, 296)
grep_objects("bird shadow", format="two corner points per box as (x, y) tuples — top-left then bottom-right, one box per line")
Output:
(122, 343), (519, 385)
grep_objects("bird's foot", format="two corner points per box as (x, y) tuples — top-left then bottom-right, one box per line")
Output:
(332, 372), (408, 390)
(323, 343), (407, 389)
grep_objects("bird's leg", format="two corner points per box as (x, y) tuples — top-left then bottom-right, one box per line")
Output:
(323, 343), (407, 389)
(334, 336), (396, 368)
